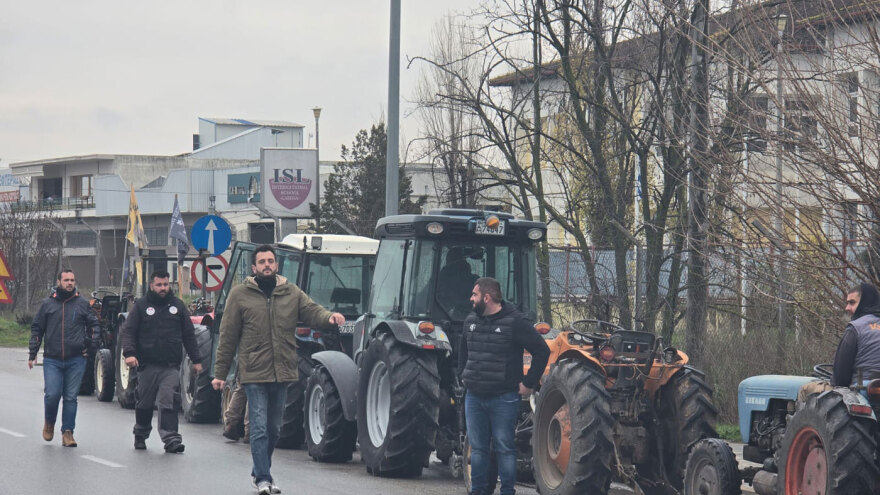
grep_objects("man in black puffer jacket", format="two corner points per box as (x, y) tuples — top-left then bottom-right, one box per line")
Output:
(28, 269), (100, 448)
(120, 270), (202, 453)
(458, 277), (550, 495)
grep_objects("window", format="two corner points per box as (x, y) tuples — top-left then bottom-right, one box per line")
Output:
(71, 175), (93, 199)
(841, 72), (860, 137)
(144, 227), (167, 246)
(783, 98), (818, 152)
(745, 96), (769, 152)
(369, 240), (408, 319)
(67, 230), (96, 248)
(304, 254), (375, 317)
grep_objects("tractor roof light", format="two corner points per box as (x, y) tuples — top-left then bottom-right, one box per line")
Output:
(867, 379), (880, 404)
(599, 345), (616, 362)
(418, 321), (435, 334)
(426, 222), (444, 234)
(486, 215), (501, 229)
(535, 322), (551, 335)
(527, 228), (544, 240)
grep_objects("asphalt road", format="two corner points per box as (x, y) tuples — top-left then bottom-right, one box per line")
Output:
(0, 346), (541, 495)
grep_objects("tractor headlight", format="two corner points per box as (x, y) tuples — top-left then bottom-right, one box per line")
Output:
(426, 222), (444, 234)
(527, 228), (543, 240)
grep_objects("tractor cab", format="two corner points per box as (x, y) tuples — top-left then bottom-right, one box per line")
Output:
(352, 209), (546, 363)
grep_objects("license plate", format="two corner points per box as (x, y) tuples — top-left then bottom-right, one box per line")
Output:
(475, 219), (505, 236)
(339, 322), (356, 334)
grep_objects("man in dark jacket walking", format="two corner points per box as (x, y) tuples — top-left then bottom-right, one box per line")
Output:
(458, 277), (550, 495)
(120, 270), (202, 453)
(28, 269), (100, 447)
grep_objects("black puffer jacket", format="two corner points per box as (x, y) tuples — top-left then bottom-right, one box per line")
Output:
(120, 291), (201, 367)
(29, 289), (100, 361)
(458, 302), (550, 396)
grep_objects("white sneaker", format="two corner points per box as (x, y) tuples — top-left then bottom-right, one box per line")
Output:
(256, 481), (272, 495)
(270, 483), (281, 494)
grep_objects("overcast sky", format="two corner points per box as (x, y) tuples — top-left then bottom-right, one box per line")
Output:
(0, 0), (479, 166)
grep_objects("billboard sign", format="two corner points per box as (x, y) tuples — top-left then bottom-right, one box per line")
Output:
(260, 148), (317, 218)
(228, 172), (260, 204)
(0, 169), (21, 203)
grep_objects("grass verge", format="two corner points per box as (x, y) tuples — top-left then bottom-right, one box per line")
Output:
(716, 423), (741, 442)
(0, 315), (30, 347)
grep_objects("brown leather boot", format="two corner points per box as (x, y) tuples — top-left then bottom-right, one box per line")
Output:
(42, 422), (54, 442)
(61, 430), (77, 447)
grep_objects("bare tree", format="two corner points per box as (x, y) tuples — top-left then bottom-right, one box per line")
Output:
(0, 203), (63, 313)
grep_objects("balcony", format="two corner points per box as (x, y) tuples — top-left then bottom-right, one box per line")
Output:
(8, 196), (96, 212)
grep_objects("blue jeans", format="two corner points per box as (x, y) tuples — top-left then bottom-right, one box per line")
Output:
(43, 356), (87, 432)
(466, 390), (520, 495)
(244, 382), (287, 484)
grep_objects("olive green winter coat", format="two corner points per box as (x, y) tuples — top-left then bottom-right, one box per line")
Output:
(213, 275), (333, 384)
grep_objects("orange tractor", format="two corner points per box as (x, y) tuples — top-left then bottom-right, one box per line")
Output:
(523, 320), (733, 495)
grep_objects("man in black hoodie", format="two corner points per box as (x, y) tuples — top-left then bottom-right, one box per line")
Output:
(28, 269), (100, 447)
(459, 277), (550, 495)
(120, 270), (202, 453)
(799, 282), (880, 400)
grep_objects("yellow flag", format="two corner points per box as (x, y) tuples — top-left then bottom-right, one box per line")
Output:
(126, 185), (148, 248)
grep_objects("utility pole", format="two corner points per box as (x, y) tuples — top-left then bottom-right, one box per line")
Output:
(313, 107), (322, 231)
(385, 0), (400, 216)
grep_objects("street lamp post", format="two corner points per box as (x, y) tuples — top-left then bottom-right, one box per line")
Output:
(313, 107), (322, 231)
(776, 12), (788, 337)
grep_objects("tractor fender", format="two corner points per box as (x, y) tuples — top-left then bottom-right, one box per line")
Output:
(553, 349), (606, 377)
(371, 320), (453, 353)
(311, 350), (359, 422)
(832, 386), (878, 420)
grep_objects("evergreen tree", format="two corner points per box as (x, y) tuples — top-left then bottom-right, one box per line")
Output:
(312, 123), (426, 236)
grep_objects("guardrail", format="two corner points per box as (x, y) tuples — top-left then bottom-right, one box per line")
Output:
(8, 197), (95, 211)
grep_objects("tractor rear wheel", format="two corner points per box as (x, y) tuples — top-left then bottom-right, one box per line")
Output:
(778, 392), (880, 494)
(683, 438), (741, 495)
(305, 364), (356, 462)
(277, 354), (313, 449)
(357, 331), (440, 478)
(79, 353), (96, 396)
(181, 325), (219, 423)
(94, 348), (115, 402)
(641, 366), (718, 492)
(532, 360), (614, 495)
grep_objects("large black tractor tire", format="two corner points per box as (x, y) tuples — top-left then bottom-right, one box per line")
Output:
(79, 353), (96, 396)
(277, 355), (314, 449)
(305, 364), (357, 462)
(641, 366), (718, 493)
(683, 438), (741, 495)
(532, 360), (614, 495)
(115, 327), (137, 409)
(464, 434), (498, 495)
(778, 392), (880, 495)
(94, 348), (115, 402)
(181, 325), (220, 423)
(357, 332), (440, 478)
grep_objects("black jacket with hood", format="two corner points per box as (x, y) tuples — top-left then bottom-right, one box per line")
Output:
(832, 283), (880, 386)
(29, 288), (100, 361)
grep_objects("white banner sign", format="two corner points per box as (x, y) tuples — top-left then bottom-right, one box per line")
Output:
(260, 148), (318, 218)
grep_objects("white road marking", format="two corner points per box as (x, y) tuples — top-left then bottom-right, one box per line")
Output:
(0, 427), (25, 437)
(81, 455), (125, 468)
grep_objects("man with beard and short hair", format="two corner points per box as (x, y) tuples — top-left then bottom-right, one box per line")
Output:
(458, 277), (550, 495)
(120, 270), (202, 453)
(211, 245), (345, 495)
(799, 282), (880, 401)
(29, 269), (100, 447)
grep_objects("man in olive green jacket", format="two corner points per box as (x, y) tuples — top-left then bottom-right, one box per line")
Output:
(212, 245), (344, 495)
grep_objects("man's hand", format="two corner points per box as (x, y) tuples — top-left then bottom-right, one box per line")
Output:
(329, 313), (345, 326)
(28, 360), (34, 370)
(124, 356), (139, 368)
(518, 383), (534, 396)
(211, 378), (225, 391)
(192, 363), (203, 374)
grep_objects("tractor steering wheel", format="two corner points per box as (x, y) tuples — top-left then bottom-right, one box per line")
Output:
(812, 363), (834, 380)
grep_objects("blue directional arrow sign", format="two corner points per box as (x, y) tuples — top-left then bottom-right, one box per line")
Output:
(191, 215), (232, 256)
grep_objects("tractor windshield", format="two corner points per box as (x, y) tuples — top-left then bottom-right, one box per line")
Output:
(405, 240), (537, 322)
(303, 254), (374, 318)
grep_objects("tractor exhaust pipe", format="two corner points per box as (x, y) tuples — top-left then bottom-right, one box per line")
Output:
(752, 470), (778, 495)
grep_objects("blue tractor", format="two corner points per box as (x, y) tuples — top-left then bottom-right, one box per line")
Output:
(685, 364), (880, 495)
